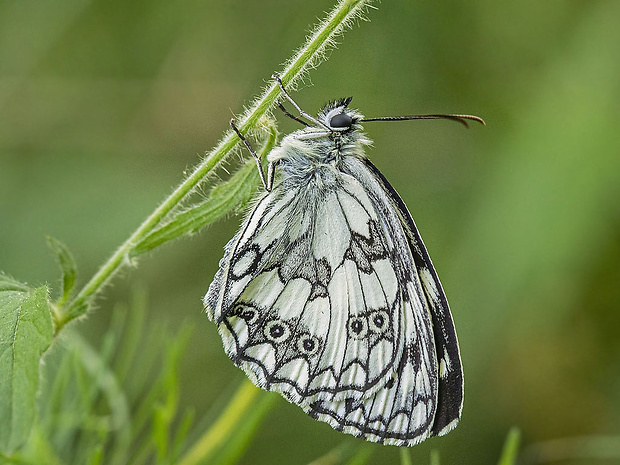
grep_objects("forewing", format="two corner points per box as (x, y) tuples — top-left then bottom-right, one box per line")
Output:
(205, 180), (404, 406)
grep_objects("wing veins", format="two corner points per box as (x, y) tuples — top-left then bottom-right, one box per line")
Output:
(333, 194), (367, 387)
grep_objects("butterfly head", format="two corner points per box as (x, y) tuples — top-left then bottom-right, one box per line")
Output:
(318, 97), (363, 133)
(267, 97), (370, 175)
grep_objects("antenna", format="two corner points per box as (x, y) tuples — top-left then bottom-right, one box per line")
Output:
(361, 114), (485, 128)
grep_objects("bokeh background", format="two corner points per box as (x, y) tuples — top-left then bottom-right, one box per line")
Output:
(2, 1), (619, 463)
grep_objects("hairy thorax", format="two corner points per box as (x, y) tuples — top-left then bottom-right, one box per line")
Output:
(268, 129), (371, 192)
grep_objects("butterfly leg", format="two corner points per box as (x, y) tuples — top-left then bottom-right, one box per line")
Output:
(273, 74), (329, 130)
(277, 103), (309, 127)
(230, 118), (269, 191)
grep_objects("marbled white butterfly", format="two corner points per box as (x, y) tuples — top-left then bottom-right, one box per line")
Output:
(205, 76), (483, 446)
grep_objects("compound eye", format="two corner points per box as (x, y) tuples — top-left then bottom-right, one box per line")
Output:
(329, 112), (353, 129)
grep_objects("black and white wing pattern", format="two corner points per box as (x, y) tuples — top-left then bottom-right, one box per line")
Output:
(302, 156), (463, 444)
(205, 152), (463, 446)
(359, 159), (463, 437)
(205, 178), (405, 407)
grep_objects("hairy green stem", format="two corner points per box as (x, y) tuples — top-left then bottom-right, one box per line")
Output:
(56, 0), (374, 333)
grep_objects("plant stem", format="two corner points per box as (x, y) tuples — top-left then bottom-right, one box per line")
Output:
(56, 0), (374, 333)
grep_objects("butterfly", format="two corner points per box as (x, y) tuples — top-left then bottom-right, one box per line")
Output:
(204, 76), (483, 446)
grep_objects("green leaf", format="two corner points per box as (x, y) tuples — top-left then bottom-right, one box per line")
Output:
(0, 281), (53, 454)
(171, 408), (195, 461)
(344, 445), (373, 465)
(497, 427), (521, 465)
(46, 236), (77, 306)
(0, 275), (30, 293)
(399, 448), (412, 465)
(176, 380), (264, 465)
(299, 442), (357, 465)
(209, 392), (277, 465)
(132, 158), (261, 256)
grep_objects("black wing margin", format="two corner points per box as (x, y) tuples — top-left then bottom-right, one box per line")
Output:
(361, 158), (464, 436)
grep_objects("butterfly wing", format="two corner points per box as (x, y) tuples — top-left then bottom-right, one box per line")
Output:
(352, 156), (464, 438)
(296, 157), (445, 446)
(302, 286), (440, 446)
(205, 152), (460, 446)
(205, 178), (405, 406)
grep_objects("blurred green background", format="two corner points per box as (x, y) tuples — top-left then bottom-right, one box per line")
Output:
(1, 0), (619, 463)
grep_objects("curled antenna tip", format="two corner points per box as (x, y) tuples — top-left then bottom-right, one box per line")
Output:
(452, 114), (486, 127)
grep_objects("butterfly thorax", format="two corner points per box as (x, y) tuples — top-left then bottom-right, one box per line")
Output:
(268, 104), (371, 189)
